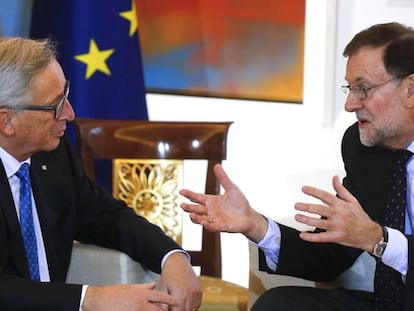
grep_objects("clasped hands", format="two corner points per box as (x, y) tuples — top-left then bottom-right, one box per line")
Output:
(83, 252), (202, 311)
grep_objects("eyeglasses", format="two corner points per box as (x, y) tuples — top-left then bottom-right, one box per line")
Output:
(10, 80), (70, 119)
(341, 78), (395, 100)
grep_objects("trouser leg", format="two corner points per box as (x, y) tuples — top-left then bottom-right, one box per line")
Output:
(251, 286), (374, 311)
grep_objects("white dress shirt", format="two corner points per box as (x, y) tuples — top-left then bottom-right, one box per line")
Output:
(0, 146), (188, 310)
(0, 147), (50, 281)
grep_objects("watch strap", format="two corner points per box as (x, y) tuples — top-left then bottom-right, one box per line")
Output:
(371, 226), (388, 259)
(382, 226), (389, 243)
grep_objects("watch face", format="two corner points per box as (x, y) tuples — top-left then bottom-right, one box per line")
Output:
(374, 242), (387, 258)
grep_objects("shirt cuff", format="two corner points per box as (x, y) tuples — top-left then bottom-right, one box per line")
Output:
(255, 215), (281, 271)
(382, 226), (408, 276)
(161, 249), (190, 269)
(79, 285), (89, 311)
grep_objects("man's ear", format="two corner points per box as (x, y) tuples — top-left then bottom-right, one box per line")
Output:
(0, 109), (16, 136)
(406, 74), (414, 108)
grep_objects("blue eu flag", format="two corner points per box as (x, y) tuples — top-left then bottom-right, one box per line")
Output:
(30, 0), (148, 191)
(30, 0), (148, 121)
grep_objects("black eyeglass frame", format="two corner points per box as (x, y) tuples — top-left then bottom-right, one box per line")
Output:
(341, 78), (396, 100)
(6, 80), (70, 120)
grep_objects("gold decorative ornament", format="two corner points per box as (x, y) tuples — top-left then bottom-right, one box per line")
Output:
(113, 159), (183, 244)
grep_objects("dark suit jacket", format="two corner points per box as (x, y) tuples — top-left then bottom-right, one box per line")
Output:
(258, 122), (414, 309)
(0, 136), (181, 310)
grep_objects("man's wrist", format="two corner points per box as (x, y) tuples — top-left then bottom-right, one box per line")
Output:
(371, 226), (388, 259)
(161, 249), (190, 269)
(245, 212), (268, 243)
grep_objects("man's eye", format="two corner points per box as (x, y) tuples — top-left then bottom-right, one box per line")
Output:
(352, 85), (368, 92)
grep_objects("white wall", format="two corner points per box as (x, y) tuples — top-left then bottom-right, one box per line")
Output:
(147, 0), (414, 288)
(149, 0), (342, 287)
(334, 0), (414, 121)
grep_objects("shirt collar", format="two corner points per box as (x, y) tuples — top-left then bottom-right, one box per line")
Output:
(0, 146), (31, 178)
(407, 141), (414, 154)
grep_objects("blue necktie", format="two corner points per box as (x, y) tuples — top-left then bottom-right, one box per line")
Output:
(15, 163), (40, 281)
(374, 150), (412, 310)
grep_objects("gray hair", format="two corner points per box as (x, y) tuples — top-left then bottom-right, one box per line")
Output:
(0, 37), (57, 108)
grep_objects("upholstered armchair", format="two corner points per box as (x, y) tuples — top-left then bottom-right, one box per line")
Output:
(68, 119), (248, 311)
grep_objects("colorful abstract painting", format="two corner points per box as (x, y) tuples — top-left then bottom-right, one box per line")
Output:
(136, 0), (305, 103)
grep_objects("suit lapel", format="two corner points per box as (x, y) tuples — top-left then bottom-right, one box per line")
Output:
(30, 155), (65, 281)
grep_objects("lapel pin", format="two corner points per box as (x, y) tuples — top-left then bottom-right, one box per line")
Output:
(41, 165), (47, 171)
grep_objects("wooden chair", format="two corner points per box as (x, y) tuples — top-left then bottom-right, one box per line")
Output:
(71, 118), (248, 311)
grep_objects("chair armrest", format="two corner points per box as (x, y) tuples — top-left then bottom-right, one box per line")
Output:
(248, 239), (375, 309)
(66, 242), (159, 285)
(316, 251), (375, 292)
(248, 242), (313, 309)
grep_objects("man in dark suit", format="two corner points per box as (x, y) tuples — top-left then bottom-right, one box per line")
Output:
(180, 22), (414, 311)
(0, 37), (202, 310)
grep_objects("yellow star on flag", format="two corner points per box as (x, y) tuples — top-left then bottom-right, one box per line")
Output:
(119, 0), (138, 36)
(75, 39), (115, 80)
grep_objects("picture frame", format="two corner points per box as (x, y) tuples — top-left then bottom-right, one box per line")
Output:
(137, 0), (305, 103)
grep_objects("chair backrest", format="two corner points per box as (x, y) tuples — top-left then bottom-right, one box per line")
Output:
(72, 118), (233, 278)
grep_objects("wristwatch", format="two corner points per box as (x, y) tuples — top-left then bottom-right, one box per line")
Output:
(372, 226), (388, 259)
